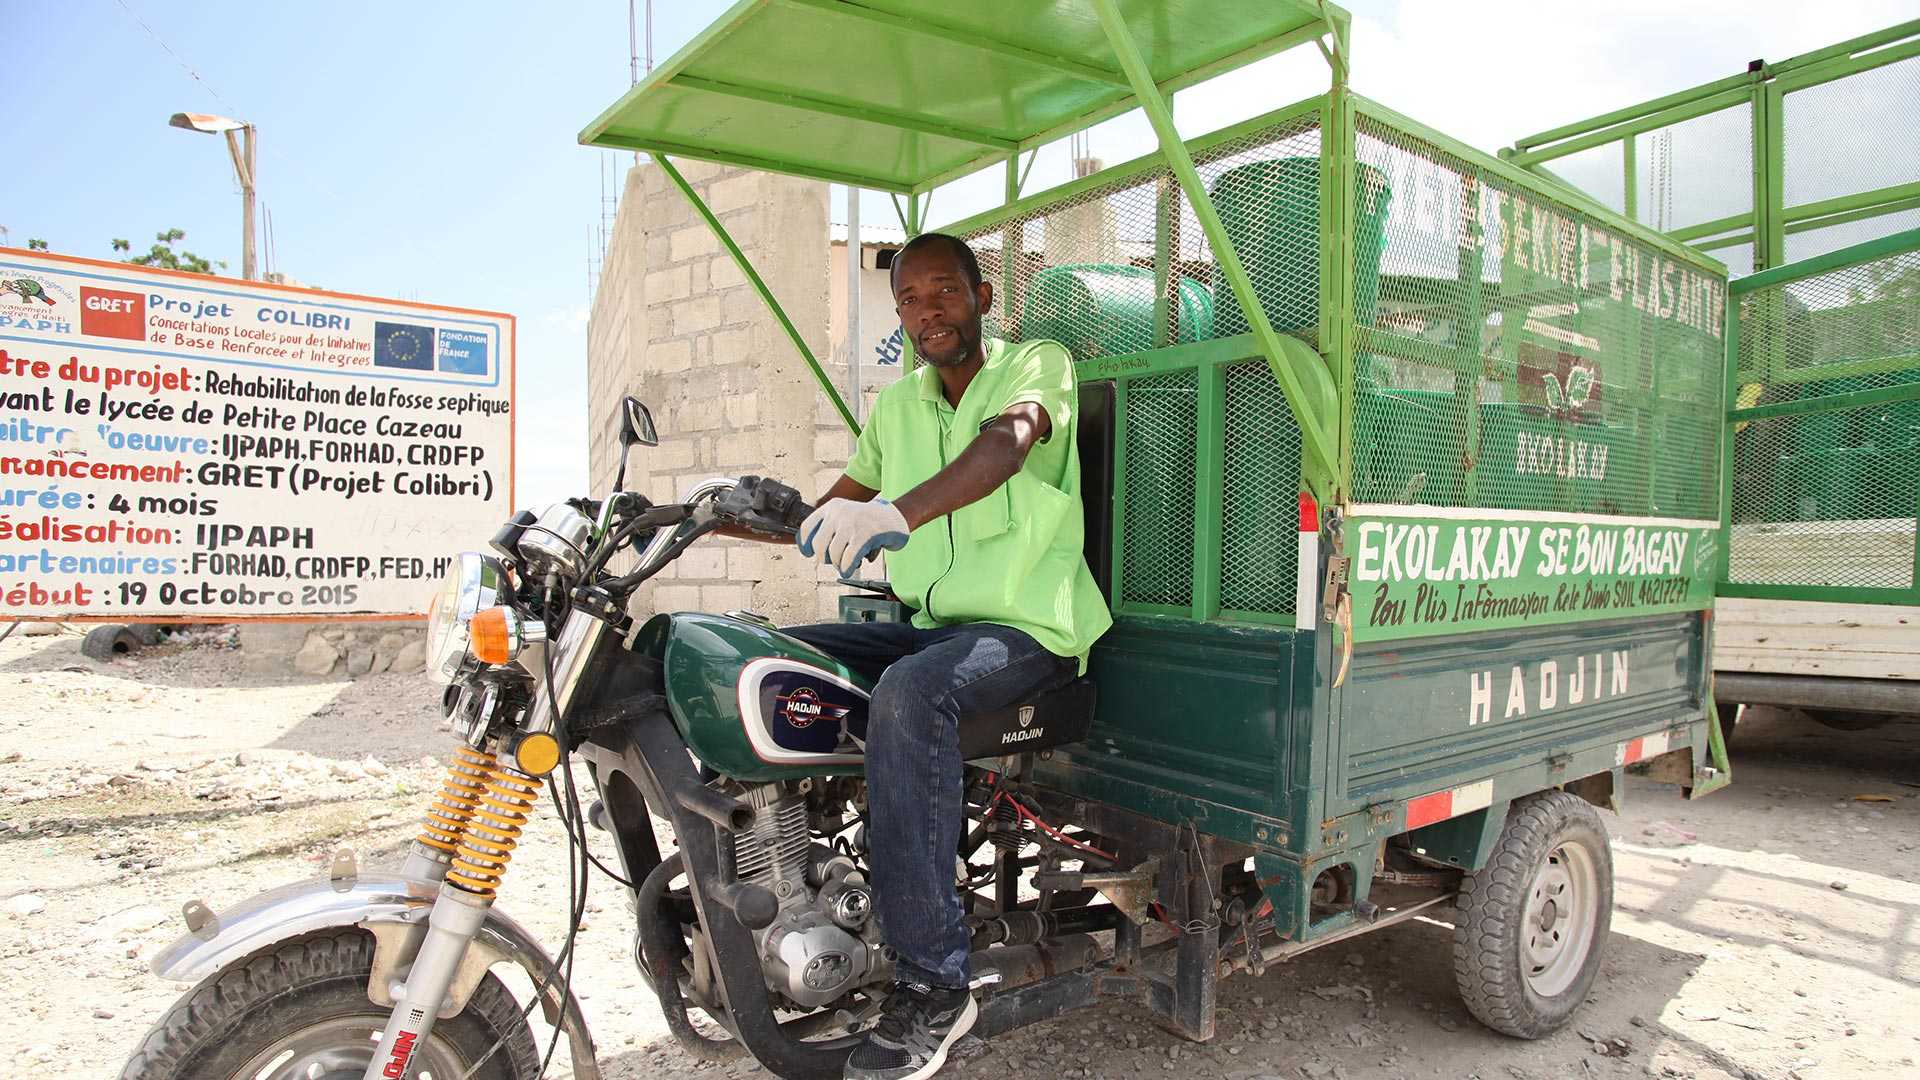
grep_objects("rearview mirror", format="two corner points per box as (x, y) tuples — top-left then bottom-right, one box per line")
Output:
(612, 396), (657, 494)
(620, 396), (658, 448)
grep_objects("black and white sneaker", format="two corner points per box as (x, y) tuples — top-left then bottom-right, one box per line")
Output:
(843, 980), (978, 1080)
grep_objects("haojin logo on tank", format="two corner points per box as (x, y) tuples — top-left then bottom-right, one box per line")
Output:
(776, 686), (850, 729)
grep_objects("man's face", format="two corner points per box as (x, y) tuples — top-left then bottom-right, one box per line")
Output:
(891, 243), (992, 368)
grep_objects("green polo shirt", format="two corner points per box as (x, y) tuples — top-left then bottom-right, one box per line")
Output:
(844, 337), (1112, 670)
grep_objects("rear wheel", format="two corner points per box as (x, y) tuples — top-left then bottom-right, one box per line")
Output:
(1453, 791), (1612, 1038)
(120, 928), (540, 1080)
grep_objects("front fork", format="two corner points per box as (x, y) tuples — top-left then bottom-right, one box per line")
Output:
(365, 747), (542, 1080)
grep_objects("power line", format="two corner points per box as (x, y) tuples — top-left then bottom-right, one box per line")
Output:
(112, 0), (231, 109)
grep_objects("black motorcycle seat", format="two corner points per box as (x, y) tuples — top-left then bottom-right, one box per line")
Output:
(957, 676), (1098, 760)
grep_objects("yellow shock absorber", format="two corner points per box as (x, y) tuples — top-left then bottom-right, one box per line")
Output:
(417, 747), (494, 856)
(445, 758), (540, 898)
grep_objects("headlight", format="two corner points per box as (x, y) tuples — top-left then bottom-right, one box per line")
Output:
(424, 552), (506, 684)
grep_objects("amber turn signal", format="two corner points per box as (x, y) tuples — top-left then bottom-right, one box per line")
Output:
(513, 732), (563, 777)
(468, 607), (514, 665)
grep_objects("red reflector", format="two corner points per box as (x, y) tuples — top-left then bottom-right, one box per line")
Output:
(1298, 491), (1319, 533)
(1404, 790), (1452, 830)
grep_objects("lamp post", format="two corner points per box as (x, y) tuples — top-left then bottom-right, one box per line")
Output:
(168, 112), (256, 280)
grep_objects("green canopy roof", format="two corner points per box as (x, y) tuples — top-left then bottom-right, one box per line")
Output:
(579, 0), (1346, 194)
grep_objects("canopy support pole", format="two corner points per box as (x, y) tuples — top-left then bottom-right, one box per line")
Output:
(654, 153), (861, 436)
(1088, 0), (1337, 492)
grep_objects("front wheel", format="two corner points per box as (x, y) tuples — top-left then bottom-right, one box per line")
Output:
(1452, 791), (1613, 1039)
(121, 928), (540, 1080)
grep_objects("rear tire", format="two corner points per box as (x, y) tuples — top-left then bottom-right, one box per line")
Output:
(1453, 791), (1612, 1039)
(120, 928), (540, 1080)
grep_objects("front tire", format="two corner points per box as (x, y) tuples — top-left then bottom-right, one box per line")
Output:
(1452, 791), (1612, 1038)
(121, 928), (540, 1080)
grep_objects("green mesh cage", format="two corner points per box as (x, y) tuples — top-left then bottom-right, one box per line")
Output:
(1352, 111), (1726, 522)
(1221, 359), (1302, 614)
(1119, 369), (1197, 609)
(960, 115), (1325, 360)
(954, 114), (1324, 621)
(1509, 31), (1920, 278)
(1726, 235), (1920, 596)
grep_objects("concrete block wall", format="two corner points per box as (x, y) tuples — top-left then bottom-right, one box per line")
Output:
(588, 160), (888, 626)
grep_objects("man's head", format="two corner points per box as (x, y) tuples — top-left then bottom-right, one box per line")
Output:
(889, 232), (992, 368)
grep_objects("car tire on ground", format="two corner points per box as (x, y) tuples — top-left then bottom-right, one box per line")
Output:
(81, 625), (143, 660)
(1453, 790), (1613, 1039)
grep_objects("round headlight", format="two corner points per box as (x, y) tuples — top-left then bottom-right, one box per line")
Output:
(424, 552), (506, 684)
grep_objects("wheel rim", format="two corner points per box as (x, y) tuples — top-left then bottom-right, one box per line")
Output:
(228, 1016), (473, 1080)
(1520, 840), (1600, 998)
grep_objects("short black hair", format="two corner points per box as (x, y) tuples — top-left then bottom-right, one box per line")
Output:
(889, 232), (982, 291)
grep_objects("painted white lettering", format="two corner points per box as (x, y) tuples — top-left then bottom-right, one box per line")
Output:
(1355, 521), (1384, 582)
(1469, 525), (1494, 580)
(1470, 670), (1492, 726)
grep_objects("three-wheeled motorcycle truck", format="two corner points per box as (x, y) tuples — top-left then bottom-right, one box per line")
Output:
(125, 3), (1735, 1078)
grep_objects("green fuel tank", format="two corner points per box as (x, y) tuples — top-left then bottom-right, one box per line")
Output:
(632, 612), (876, 782)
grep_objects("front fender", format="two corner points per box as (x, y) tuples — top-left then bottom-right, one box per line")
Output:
(151, 871), (601, 1079)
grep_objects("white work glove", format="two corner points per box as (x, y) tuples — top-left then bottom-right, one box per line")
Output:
(797, 498), (910, 577)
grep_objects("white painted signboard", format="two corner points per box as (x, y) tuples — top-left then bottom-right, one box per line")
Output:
(0, 249), (514, 619)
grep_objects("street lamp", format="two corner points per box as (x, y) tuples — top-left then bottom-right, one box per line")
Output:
(169, 112), (256, 280)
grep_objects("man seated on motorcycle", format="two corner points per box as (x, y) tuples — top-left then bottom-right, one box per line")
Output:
(771, 232), (1111, 1080)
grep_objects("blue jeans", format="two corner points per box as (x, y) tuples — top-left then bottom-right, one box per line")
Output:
(781, 620), (1075, 990)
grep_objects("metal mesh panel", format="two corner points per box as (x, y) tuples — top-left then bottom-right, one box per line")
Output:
(1354, 115), (1727, 521)
(1119, 369), (1197, 608)
(1221, 360), (1301, 614)
(1633, 103), (1753, 234)
(1781, 55), (1920, 209)
(1785, 207), (1920, 266)
(1542, 143), (1625, 217)
(958, 117), (1323, 363)
(1728, 241), (1920, 590)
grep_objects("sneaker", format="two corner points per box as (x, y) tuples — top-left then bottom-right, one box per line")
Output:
(843, 980), (978, 1080)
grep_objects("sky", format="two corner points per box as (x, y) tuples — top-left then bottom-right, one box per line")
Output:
(5, 1), (1911, 507)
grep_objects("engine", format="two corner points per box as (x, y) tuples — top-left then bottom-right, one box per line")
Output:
(730, 782), (888, 1009)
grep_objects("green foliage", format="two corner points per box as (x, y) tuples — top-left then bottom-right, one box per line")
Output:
(126, 229), (225, 275)
(26, 238), (48, 251)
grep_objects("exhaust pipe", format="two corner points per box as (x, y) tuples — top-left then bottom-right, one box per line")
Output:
(972, 934), (1102, 992)
(677, 784), (756, 831)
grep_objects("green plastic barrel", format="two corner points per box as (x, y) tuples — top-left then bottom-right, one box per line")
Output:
(1020, 264), (1213, 360)
(1210, 157), (1393, 337)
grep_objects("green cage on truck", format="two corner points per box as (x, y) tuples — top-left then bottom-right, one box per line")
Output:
(1502, 19), (1920, 738)
(570, 0), (1735, 1067)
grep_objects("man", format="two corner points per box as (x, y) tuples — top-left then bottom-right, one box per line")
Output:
(787, 232), (1110, 1080)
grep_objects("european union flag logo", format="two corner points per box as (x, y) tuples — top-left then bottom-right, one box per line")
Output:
(437, 328), (489, 375)
(373, 321), (434, 370)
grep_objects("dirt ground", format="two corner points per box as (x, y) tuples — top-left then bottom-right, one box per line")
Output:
(3, 628), (1916, 1080)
